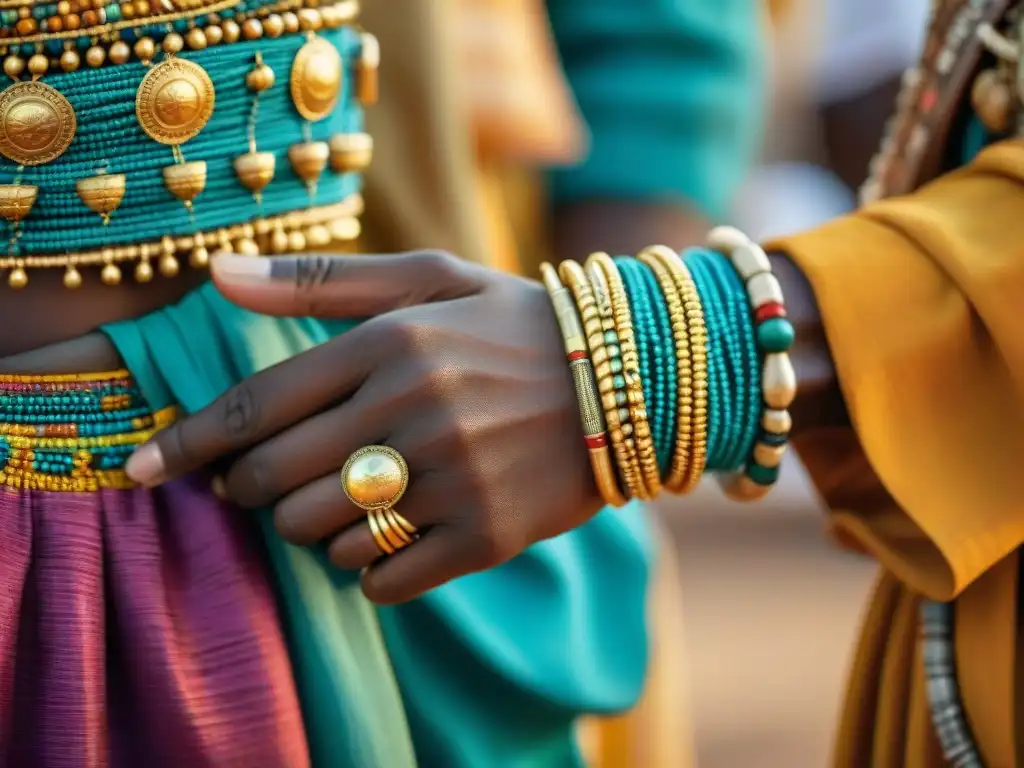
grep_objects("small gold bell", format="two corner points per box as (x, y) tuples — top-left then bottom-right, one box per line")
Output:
(288, 141), (330, 190)
(63, 265), (82, 289)
(329, 217), (361, 241)
(288, 229), (306, 252)
(234, 152), (276, 194)
(76, 173), (126, 221)
(163, 161), (208, 206)
(190, 234), (210, 268)
(357, 33), (380, 106)
(7, 266), (27, 289)
(101, 262), (122, 286)
(62, 264), (81, 288)
(236, 237), (260, 256)
(159, 236), (181, 277)
(135, 258), (154, 283)
(971, 68), (1014, 134)
(329, 133), (373, 173)
(246, 63), (276, 92)
(306, 224), (331, 247)
(0, 185), (38, 223)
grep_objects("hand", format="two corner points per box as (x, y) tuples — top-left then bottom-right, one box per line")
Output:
(125, 251), (604, 604)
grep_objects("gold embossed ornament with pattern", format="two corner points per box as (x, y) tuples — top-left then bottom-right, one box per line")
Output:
(0, 80), (77, 165)
(136, 57), (215, 145)
(290, 35), (343, 121)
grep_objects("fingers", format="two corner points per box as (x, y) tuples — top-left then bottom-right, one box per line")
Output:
(356, 528), (488, 605)
(211, 250), (486, 319)
(124, 337), (372, 487)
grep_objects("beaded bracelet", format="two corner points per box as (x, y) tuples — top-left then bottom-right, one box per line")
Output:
(638, 245), (708, 494)
(707, 226), (797, 501)
(589, 252), (660, 498)
(539, 262), (626, 508)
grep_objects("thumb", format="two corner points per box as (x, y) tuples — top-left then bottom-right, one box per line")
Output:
(210, 250), (485, 318)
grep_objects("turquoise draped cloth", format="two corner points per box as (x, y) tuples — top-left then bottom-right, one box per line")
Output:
(102, 282), (652, 767)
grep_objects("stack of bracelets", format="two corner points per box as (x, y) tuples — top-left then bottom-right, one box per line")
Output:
(541, 226), (797, 506)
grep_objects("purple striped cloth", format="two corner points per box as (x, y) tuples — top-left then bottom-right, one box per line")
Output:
(0, 474), (310, 767)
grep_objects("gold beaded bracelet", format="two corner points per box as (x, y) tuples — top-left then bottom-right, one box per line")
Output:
(588, 252), (661, 498)
(540, 263), (626, 508)
(645, 245), (709, 494)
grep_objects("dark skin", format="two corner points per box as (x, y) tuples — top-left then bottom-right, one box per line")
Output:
(117, 245), (841, 606)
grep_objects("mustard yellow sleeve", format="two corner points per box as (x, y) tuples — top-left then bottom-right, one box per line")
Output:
(769, 140), (1024, 601)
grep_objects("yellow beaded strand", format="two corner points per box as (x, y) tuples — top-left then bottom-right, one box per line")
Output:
(589, 252), (660, 498)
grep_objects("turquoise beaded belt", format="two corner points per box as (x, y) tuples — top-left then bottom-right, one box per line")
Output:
(0, 0), (375, 288)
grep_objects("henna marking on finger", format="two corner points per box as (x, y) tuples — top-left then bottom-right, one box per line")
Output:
(272, 254), (337, 290)
(223, 383), (261, 440)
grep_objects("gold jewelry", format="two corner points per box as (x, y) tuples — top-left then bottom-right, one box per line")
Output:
(588, 253), (660, 498)
(136, 57), (216, 145)
(367, 508), (397, 555)
(340, 444), (409, 511)
(0, 80), (77, 166)
(382, 507), (418, 543)
(291, 35), (344, 121)
(640, 246), (709, 494)
(540, 263), (626, 508)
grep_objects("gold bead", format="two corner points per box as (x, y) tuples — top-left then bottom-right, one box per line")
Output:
(134, 259), (154, 283)
(27, 55), (49, 77)
(288, 141), (330, 185)
(0, 185), (38, 222)
(236, 238), (260, 256)
(3, 56), (24, 79)
(108, 41), (130, 65)
(189, 245), (210, 268)
(7, 267), (27, 290)
(753, 442), (787, 469)
(263, 14), (284, 37)
(158, 253), (180, 277)
(281, 11), (299, 32)
(320, 4), (341, 28)
(245, 63), (275, 92)
(57, 1), (71, 14)
(288, 230), (307, 252)
(233, 151), (276, 193)
(133, 37), (156, 62)
(242, 18), (263, 39)
(60, 50), (80, 73)
(271, 225), (289, 253)
(85, 46), (105, 68)
(101, 262), (122, 286)
(76, 173), (126, 218)
(298, 8), (322, 30)
(186, 27), (207, 50)
(328, 217), (360, 241)
(204, 24), (223, 45)
(162, 161), (207, 204)
(306, 223), (330, 247)
(163, 33), (184, 54)
(221, 20), (240, 43)
(971, 68), (1013, 134)
(63, 265), (82, 289)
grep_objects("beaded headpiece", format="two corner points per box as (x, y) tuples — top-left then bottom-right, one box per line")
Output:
(0, 0), (375, 288)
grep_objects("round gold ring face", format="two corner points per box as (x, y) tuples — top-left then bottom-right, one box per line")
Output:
(136, 58), (216, 146)
(0, 81), (77, 166)
(341, 445), (409, 511)
(290, 37), (343, 122)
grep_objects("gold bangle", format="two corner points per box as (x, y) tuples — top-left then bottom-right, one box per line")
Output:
(587, 253), (660, 498)
(638, 247), (695, 493)
(540, 263), (627, 507)
(645, 246), (709, 493)
(559, 259), (646, 502)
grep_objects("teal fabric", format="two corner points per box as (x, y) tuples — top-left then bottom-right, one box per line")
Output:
(102, 282), (652, 768)
(547, 0), (765, 220)
(2, 29), (362, 254)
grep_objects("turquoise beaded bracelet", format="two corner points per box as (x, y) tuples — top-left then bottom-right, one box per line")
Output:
(707, 226), (797, 501)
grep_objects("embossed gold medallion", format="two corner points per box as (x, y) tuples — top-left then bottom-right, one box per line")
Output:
(136, 58), (215, 145)
(0, 81), (77, 166)
(290, 37), (342, 122)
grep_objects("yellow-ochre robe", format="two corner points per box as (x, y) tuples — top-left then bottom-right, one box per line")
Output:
(775, 140), (1024, 766)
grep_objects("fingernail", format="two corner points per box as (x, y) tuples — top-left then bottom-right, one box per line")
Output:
(211, 254), (271, 283)
(125, 442), (166, 486)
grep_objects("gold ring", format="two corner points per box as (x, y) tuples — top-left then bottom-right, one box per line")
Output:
(341, 445), (409, 511)
(366, 508), (396, 556)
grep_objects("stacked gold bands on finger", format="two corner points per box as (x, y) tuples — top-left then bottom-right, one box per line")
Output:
(540, 263), (627, 507)
(589, 253), (660, 498)
(368, 507), (418, 555)
(540, 231), (796, 509)
(640, 246), (709, 494)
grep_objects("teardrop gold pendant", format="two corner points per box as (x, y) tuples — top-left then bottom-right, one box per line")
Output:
(0, 184), (38, 222)
(234, 151), (276, 194)
(163, 160), (208, 207)
(329, 133), (373, 173)
(288, 141), (329, 192)
(76, 173), (126, 222)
